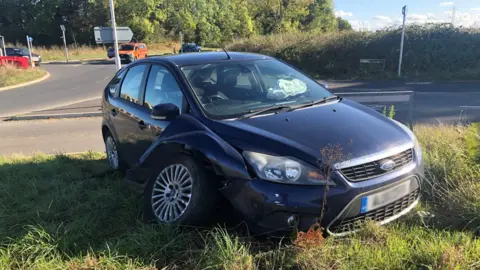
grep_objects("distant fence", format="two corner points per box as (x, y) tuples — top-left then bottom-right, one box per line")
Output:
(334, 91), (415, 129)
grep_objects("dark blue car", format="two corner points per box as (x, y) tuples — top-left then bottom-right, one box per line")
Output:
(101, 52), (424, 236)
(179, 43), (201, 53)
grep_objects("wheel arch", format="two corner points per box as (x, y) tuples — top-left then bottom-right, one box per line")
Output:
(131, 114), (252, 184)
(101, 124), (110, 139)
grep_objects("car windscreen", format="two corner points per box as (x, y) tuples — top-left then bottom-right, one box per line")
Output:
(181, 59), (333, 119)
(119, 45), (134, 50)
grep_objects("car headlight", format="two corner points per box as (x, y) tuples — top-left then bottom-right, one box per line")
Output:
(392, 120), (422, 162)
(243, 151), (335, 185)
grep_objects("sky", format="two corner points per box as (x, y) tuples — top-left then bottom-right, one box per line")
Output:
(334, 0), (480, 31)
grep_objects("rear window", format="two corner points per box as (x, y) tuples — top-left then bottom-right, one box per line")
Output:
(120, 44), (134, 50)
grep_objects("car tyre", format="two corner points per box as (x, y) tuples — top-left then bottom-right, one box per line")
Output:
(143, 155), (216, 225)
(104, 132), (128, 173)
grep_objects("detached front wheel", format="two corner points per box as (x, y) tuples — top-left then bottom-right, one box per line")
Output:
(143, 156), (216, 225)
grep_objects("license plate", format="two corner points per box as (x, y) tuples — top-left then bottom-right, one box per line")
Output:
(360, 180), (412, 213)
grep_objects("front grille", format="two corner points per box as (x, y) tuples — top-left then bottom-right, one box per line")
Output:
(340, 148), (413, 181)
(329, 189), (419, 235)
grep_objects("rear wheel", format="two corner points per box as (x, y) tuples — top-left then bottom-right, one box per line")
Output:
(104, 132), (127, 172)
(143, 155), (216, 225)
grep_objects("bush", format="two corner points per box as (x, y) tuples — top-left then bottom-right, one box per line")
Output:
(227, 24), (480, 80)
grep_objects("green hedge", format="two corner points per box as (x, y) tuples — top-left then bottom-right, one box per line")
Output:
(227, 24), (480, 80)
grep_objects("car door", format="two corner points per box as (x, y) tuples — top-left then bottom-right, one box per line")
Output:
(108, 63), (149, 166)
(142, 44), (148, 57)
(133, 64), (186, 159)
(5, 48), (14, 56)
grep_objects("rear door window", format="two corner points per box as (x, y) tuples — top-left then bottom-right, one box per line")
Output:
(106, 69), (127, 95)
(119, 65), (147, 104)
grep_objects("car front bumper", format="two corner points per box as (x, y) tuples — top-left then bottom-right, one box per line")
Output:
(221, 157), (424, 236)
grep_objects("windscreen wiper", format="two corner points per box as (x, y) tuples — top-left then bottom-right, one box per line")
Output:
(289, 95), (341, 111)
(238, 105), (293, 119)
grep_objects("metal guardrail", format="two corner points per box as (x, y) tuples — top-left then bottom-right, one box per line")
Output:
(459, 106), (480, 124)
(334, 91), (415, 130)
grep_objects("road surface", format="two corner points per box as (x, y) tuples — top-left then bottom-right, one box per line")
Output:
(0, 118), (103, 156)
(0, 63), (114, 118)
(0, 63), (479, 155)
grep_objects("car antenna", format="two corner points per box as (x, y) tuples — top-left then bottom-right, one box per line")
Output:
(221, 47), (232, 60)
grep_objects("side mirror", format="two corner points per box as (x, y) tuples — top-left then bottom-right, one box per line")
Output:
(151, 103), (179, 120)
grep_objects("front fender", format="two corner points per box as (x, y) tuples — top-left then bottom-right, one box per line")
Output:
(136, 114), (251, 181)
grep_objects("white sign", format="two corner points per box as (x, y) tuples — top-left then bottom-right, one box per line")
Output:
(93, 27), (133, 44)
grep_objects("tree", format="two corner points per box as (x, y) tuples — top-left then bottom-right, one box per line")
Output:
(0, 0), (339, 46)
(337, 17), (352, 31)
(303, 0), (337, 33)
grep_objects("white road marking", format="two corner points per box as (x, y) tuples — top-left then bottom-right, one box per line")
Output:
(405, 82), (433, 85)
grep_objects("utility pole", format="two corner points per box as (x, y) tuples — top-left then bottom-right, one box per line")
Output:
(26, 35), (34, 68)
(179, 31), (183, 53)
(109, 0), (121, 70)
(398, 5), (407, 78)
(0, 35), (6, 57)
(60, 25), (69, 63)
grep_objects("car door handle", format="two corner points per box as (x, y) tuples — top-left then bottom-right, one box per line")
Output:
(111, 109), (117, 116)
(138, 120), (147, 130)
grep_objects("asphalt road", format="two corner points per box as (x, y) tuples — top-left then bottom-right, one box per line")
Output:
(0, 63), (479, 155)
(328, 82), (480, 124)
(0, 117), (103, 155)
(0, 63), (115, 118)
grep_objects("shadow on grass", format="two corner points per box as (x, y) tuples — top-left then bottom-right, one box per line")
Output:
(2, 146), (479, 269)
(0, 152), (276, 269)
(0, 153), (184, 266)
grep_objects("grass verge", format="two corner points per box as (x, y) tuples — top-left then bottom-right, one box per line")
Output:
(0, 124), (478, 269)
(30, 42), (219, 62)
(0, 65), (47, 88)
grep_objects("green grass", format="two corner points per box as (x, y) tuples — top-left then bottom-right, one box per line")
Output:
(0, 124), (479, 269)
(0, 65), (47, 88)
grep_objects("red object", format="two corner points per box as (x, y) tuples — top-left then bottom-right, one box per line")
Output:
(0, 56), (30, 69)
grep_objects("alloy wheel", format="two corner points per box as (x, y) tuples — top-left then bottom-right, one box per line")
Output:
(105, 136), (119, 169)
(151, 164), (193, 222)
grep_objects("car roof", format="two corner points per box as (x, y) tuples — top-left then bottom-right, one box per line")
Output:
(146, 52), (272, 66)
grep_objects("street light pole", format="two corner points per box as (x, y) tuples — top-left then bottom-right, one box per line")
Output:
(60, 25), (69, 63)
(0, 35), (6, 57)
(108, 0), (121, 70)
(26, 35), (34, 68)
(398, 5), (407, 78)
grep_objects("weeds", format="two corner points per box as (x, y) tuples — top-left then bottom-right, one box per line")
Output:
(415, 124), (480, 232)
(381, 105), (396, 119)
(0, 64), (47, 88)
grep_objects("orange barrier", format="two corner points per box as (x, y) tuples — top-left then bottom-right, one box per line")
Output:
(0, 56), (30, 69)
